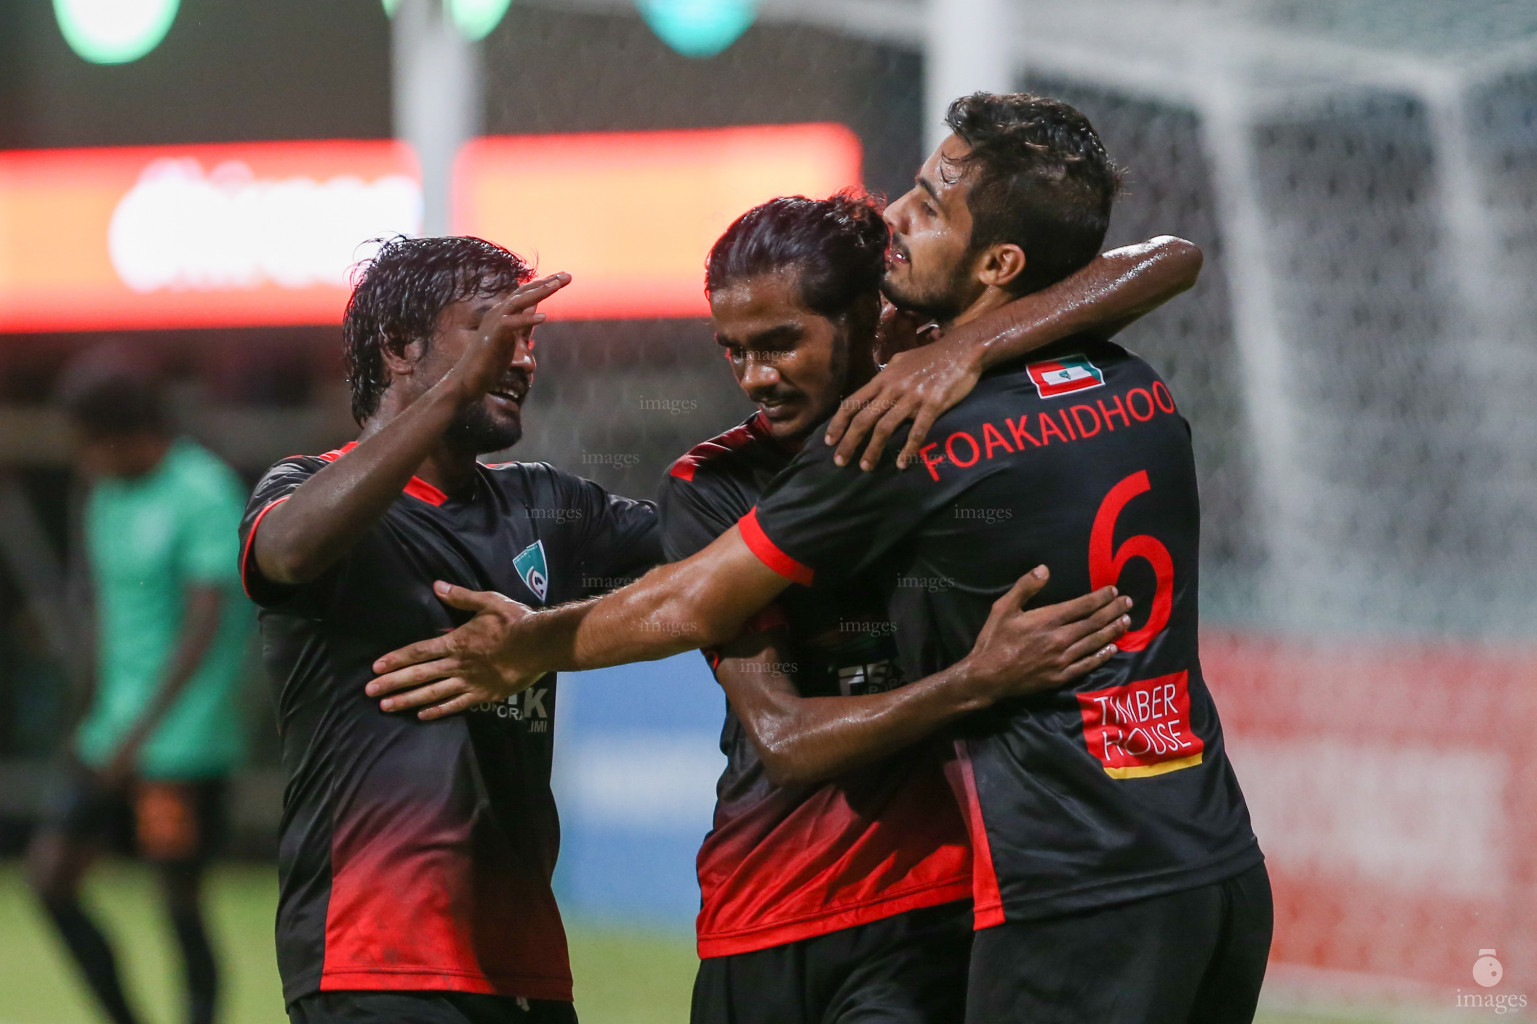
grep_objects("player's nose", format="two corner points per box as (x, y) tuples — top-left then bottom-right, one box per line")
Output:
(742, 355), (780, 390)
(509, 340), (536, 373)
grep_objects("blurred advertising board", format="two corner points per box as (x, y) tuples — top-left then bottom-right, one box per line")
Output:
(1209, 633), (1537, 998)
(453, 123), (862, 320)
(0, 124), (862, 333)
(0, 140), (420, 332)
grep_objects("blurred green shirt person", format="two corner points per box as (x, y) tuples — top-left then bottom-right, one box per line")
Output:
(30, 353), (249, 1024)
(74, 437), (250, 779)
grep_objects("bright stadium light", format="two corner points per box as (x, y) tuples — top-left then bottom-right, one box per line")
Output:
(382, 0), (511, 41)
(638, 0), (756, 58)
(53, 0), (179, 65)
(448, 0), (512, 40)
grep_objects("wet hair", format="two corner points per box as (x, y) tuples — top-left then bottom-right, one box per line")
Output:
(343, 235), (533, 424)
(57, 349), (168, 440)
(705, 190), (889, 321)
(944, 92), (1122, 295)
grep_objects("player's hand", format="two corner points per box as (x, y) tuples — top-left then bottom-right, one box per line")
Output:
(823, 326), (984, 471)
(960, 566), (1132, 702)
(446, 273), (571, 405)
(367, 582), (546, 721)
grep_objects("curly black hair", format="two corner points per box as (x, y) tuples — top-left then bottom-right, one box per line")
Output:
(705, 190), (889, 322)
(944, 92), (1122, 295)
(343, 235), (533, 424)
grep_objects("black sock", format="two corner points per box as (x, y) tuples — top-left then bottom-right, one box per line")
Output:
(41, 897), (141, 1024)
(169, 907), (219, 1024)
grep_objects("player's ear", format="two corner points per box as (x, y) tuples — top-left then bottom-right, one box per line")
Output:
(379, 330), (426, 378)
(976, 243), (1027, 290)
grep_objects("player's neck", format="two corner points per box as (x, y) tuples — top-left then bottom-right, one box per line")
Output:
(410, 448), (479, 494)
(358, 399), (480, 495)
(942, 286), (1013, 333)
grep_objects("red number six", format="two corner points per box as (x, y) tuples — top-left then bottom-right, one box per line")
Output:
(1089, 470), (1173, 652)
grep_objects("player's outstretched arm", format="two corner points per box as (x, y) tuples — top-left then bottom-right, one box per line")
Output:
(718, 568), (1131, 788)
(825, 235), (1202, 470)
(252, 274), (568, 585)
(369, 524), (796, 719)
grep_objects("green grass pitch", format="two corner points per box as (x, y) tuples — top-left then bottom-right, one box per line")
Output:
(0, 860), (1389, 1024)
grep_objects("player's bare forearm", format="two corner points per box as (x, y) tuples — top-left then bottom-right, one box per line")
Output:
(716, 631), (999, 789)
(716, 570), (1134, 788)
(369, 525), (795, 716)
(825, 236), (1202, 470)
(551, 525), (793, 669)
(960, 235), (1202, 371)
(253, 382), (466, 585)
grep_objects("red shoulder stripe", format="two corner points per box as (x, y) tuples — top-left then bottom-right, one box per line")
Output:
(307, 441), (445, 506)
(240, 496), (291, 599)
(737, 508), (813, 586)
(669, 415), (769, 482)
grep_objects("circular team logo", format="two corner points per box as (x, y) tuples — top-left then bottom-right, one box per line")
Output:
(1474, 949), (1504, 989)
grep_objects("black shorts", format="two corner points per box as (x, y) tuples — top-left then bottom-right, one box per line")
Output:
(691, 901), (973, 1024)
(288, 992), (576, 1024)
(966, 861), (1273, 1024)
(41, 767), (228, 867)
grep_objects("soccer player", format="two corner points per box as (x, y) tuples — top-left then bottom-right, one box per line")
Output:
(28, 357), (251, 1024)
(373, 94), (1269, 1024)
(237, 237), (660, 1024)
(672, 193), (1198, 1023)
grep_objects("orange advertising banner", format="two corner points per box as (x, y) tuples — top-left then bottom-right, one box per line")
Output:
(0, 125), (862, 333)
(453, 123), (863, 320)
(0, 140), (421, 333)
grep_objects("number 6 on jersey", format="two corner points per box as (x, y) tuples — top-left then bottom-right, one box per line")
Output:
(1089, 470), (1174, 652)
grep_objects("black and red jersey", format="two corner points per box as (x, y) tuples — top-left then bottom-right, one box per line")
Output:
(743, 338), (1261, 927)
(661, 414), (972, 959)
(240, 444), (660, 1004)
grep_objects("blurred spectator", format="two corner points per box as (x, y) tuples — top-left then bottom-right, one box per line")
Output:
(25, 351), (251, 1024)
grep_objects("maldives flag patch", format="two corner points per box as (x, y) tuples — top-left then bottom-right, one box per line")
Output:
(1027, 354), (1104, 399)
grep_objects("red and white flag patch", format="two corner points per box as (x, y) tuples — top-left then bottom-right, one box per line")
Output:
(1027, 354), (1105, 399)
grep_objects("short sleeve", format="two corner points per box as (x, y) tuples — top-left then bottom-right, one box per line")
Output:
(658, 468), (787, 662)
(238, 458), (323, 609)
(562, 473), (663, 597)
(746, 425), (976, 586)
(658, 471), (744, 563)
(177, 465), (246, 588)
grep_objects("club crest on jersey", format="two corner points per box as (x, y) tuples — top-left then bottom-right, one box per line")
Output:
(513, 540), (549, 604)
(1027, 355), (1104, 399)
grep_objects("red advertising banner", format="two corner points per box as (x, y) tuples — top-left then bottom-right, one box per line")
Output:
(453, 123), (863, 320)
(0, 123), (862, 333)
(0, 140), (421, 332)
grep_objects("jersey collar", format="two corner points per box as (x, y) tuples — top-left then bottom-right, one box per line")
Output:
(318, 442), (449, 506)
